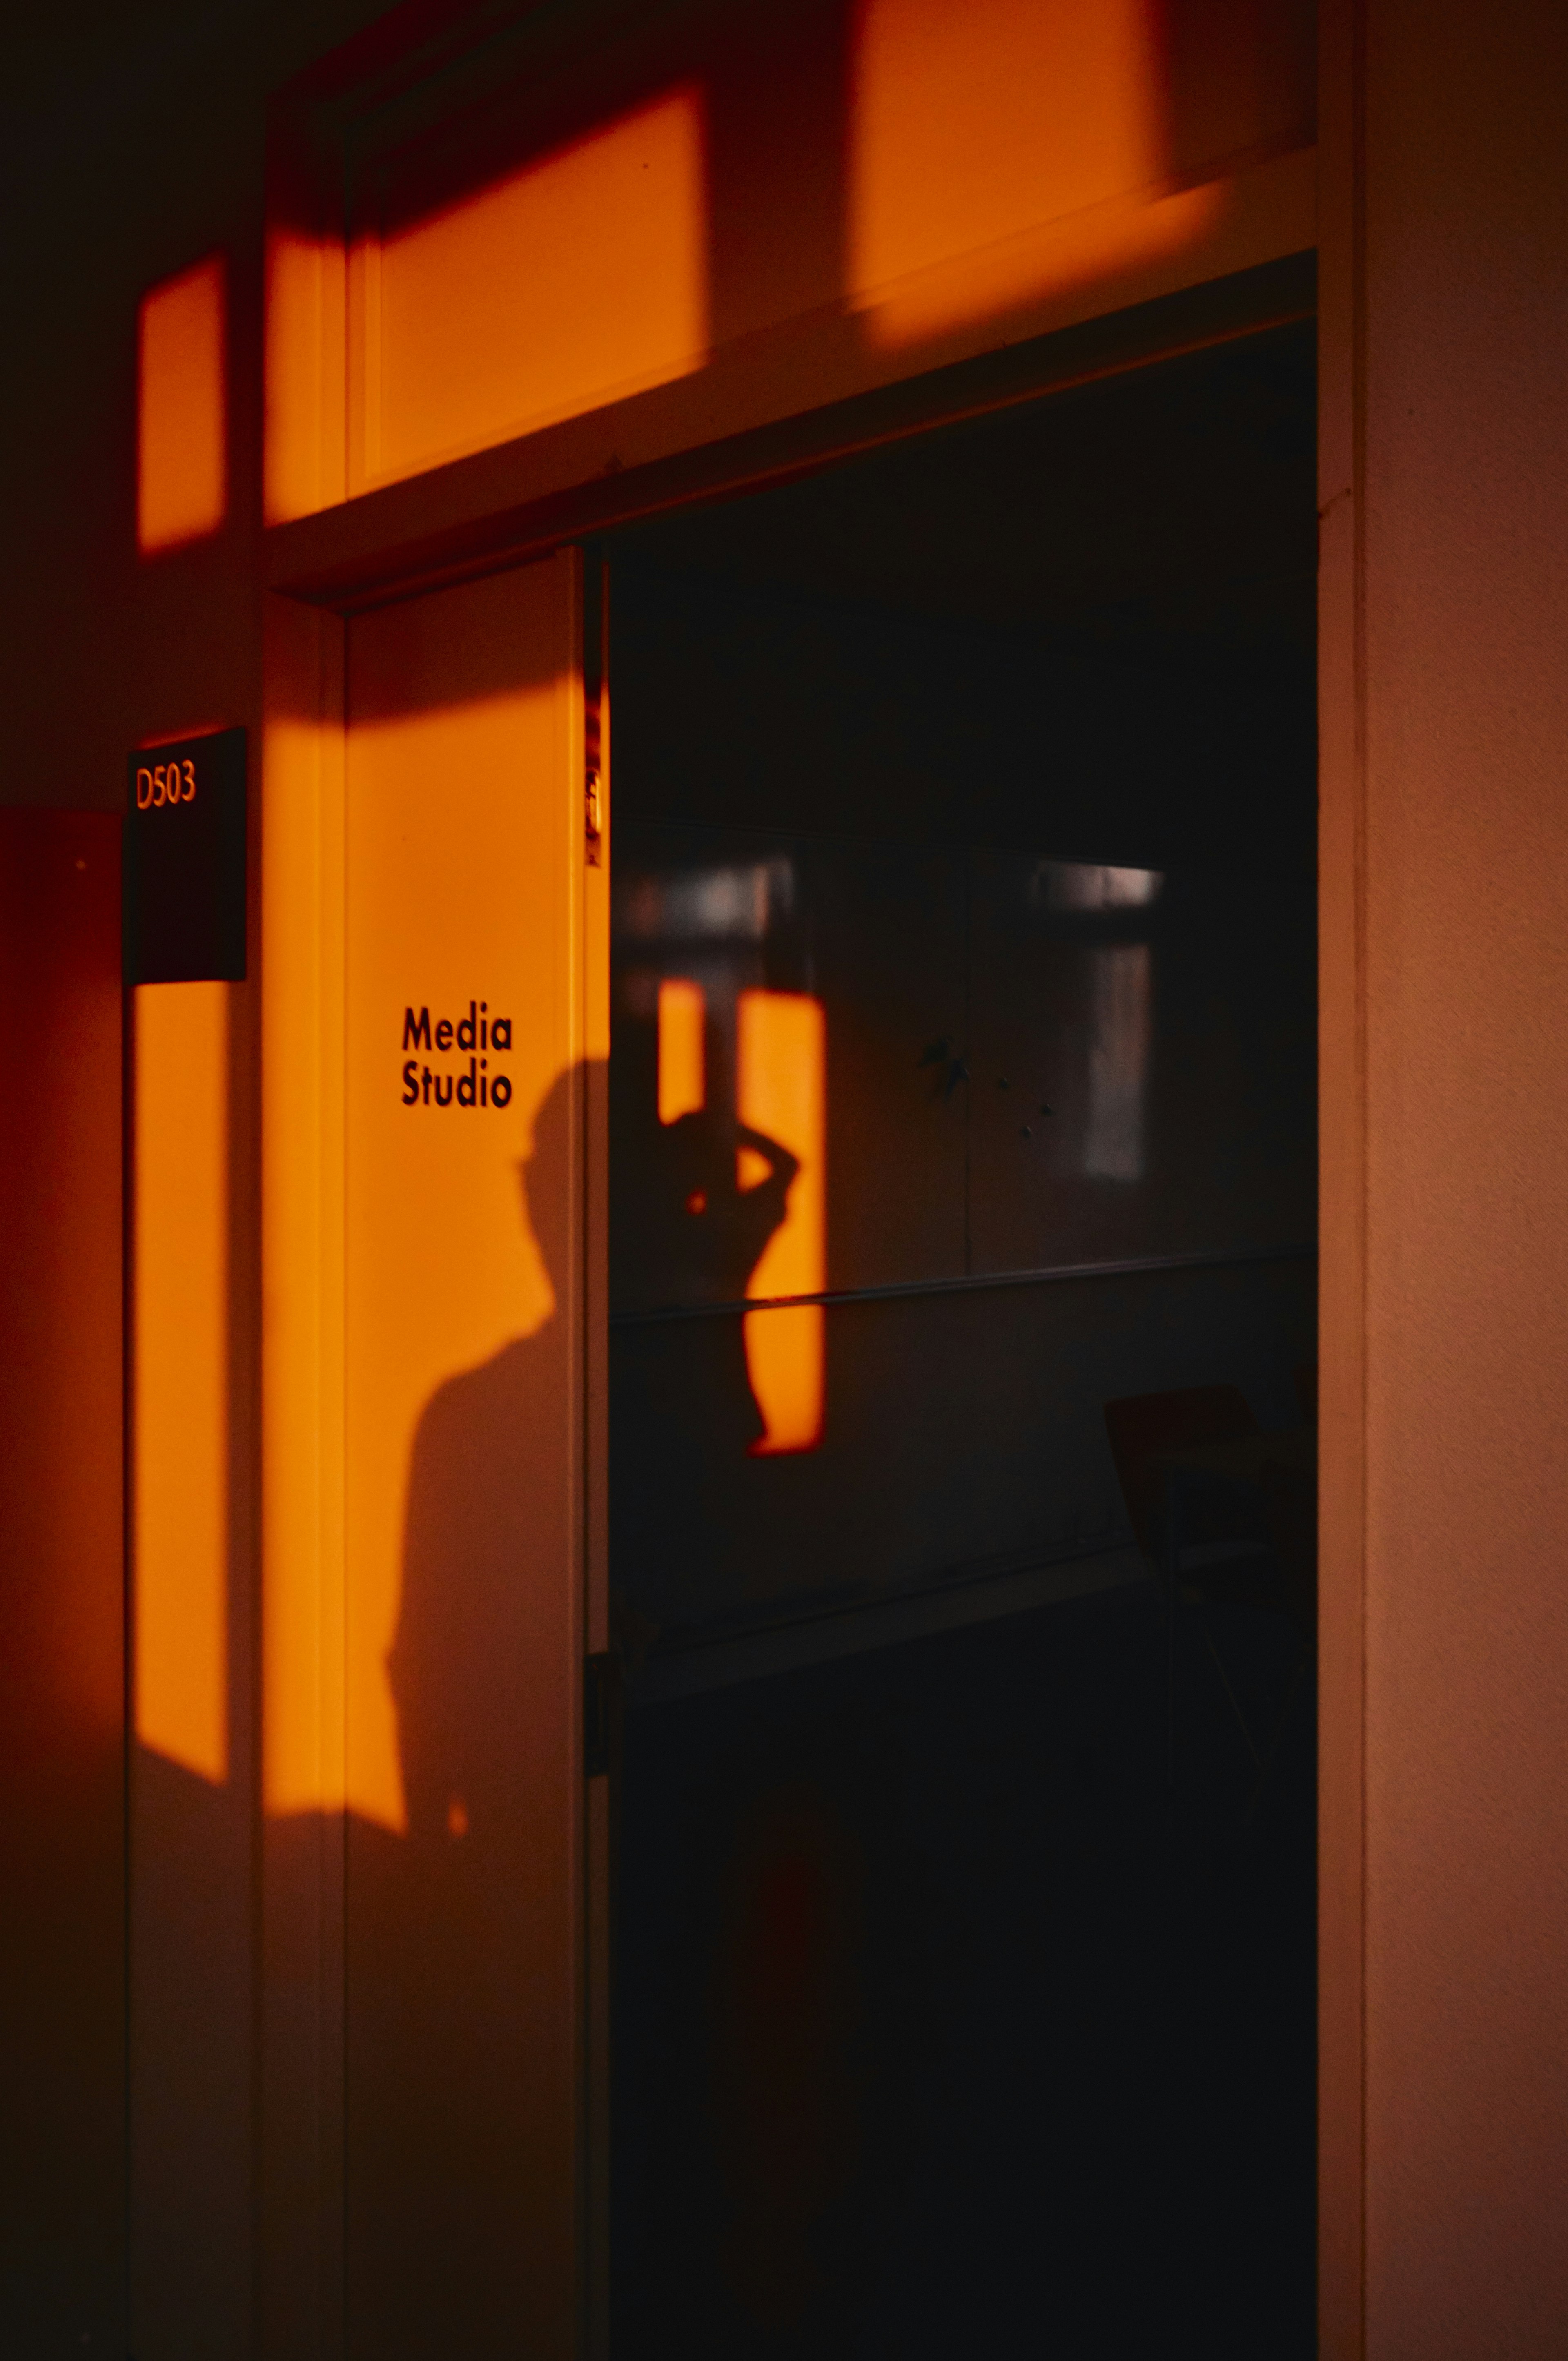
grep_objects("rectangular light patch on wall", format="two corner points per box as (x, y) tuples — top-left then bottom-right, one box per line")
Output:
(361, 86), (708, 487)
(657, 978), (706, 1124)
(739, 990), (826, 1456)
(134, 981), (229, 1784)
(138, 255), (227, 553)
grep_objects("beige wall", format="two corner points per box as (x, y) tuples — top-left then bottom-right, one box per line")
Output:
(1321, 0), (1568, 2350)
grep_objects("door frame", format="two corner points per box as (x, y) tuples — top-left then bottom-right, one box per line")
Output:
(261, 122), (1357, 2361)
(265, 254), (1315, 618)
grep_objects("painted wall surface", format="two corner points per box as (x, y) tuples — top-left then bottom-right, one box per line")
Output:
(0, 814), (125, 2352)
(0, 10), (399, 2356)
(1348, 0), (1568, 2349)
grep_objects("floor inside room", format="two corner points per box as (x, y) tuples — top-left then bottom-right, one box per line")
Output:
(613, 1578), (1316, 2359)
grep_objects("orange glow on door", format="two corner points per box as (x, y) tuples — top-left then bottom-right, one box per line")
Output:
(134, 983), (229, 1781)
(658, 979), (706, 1122)
(356, 86), (708, 488)
(258, 699), (347, 1823)
(137, 256), (227, 552)
(738, 991), (825, 1454)
(340, 566), (581, 1834)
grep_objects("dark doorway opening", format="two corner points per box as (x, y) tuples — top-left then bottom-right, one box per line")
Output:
(605, 317), (1318, 2359)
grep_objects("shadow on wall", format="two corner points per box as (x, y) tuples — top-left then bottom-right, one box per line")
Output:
(234, 1028), (807, 2349)
(343, 1065), (588, 2353)
(336, 1057), (790, 2351)
(352, 1032), (823, 2338)
(613, 966), (818, 1621)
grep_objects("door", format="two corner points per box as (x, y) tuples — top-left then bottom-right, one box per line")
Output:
(329, 552), (605, 2355)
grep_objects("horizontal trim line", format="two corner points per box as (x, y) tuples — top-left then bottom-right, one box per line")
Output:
(266, 253), (1315, 615)
(628, 1543), (1152, 1706)
(611, 1239), (1317, 1327)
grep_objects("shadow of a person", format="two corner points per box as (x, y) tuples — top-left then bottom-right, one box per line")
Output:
(637, 1108), (801, 1305)
(350, 1062), (802, 2350)
(349, 1066), (590, 2358)
(610, 1097), (802, 1629)
(389, 1081), (585, 1855)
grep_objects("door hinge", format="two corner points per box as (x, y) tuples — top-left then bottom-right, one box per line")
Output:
(584, 768), (603, 866)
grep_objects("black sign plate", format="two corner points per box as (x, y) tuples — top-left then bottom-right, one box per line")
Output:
(125, 727), (247, 984)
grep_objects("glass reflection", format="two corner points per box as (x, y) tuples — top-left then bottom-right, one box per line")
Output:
(739, 990), (826, 1453)
(610, 820), (1315, 1635)
(621, 868), (825, 1458)
(613, 829), (1308, 1320)
(657, 978), (706, 1122)
(619, 858), (794, 943)
(1084, 941), (1152, 1182)
(1037, 860), (1162, 913)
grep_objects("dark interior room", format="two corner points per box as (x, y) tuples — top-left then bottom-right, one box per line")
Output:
(604, 320), (1319, 2358)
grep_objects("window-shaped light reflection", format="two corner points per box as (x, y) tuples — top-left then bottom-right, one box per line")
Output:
(138, 256), (227, 553)
(657, 979), (706, 1123)
(738, 990), (825, 1455)
(1041, 861), (1162, 913)
(1030, 859), (1159, 1183)
(1084, 943), (1152, 1182)
(621, 857), (791, 945)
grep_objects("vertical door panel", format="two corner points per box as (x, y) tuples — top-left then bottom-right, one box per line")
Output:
(340, 555), (590, 2356)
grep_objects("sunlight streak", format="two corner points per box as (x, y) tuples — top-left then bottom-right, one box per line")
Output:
(138, 256), (226, 552)
(658, 979), (706, 1123)
(738, 991), (826, 1455)
(357, 87), (708, 488)
(134, 982), (229, 1781)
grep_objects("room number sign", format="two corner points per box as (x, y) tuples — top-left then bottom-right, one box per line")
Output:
(124, 725), (247, 983)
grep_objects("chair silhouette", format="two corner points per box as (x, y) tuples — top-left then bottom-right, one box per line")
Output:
(1103, 1385), (1289, 1793)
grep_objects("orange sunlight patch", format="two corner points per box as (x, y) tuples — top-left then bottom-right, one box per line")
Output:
(658, 979), (706, 1123)
(359, 86), (708, 488)
(134, 982), (229, 1781)
(848, 0), (1223, 348)
(739, 991), (826, 1455)
(138, 256), (226, 552)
